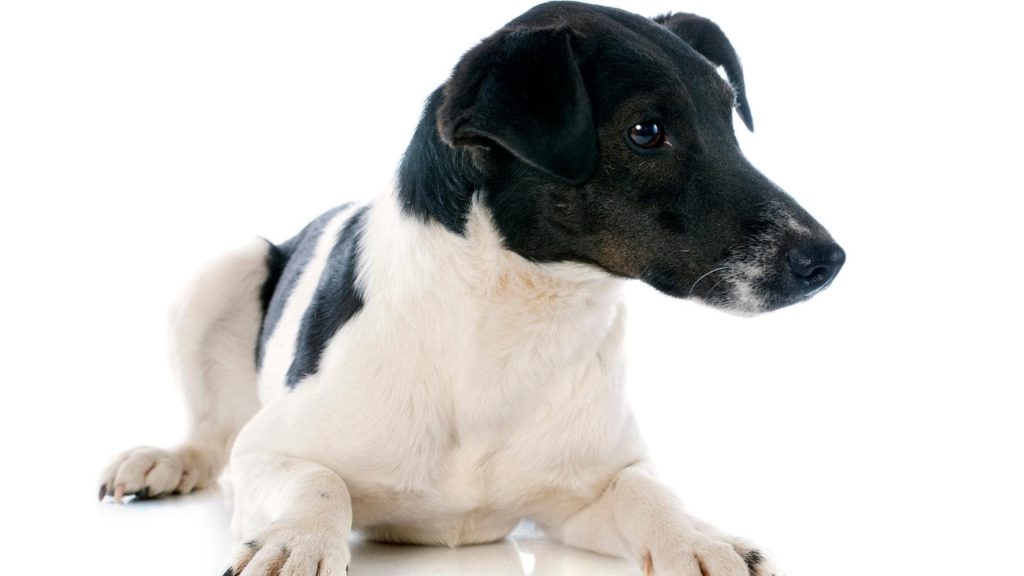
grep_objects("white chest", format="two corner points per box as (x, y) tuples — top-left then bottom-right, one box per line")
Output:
(246, 197), (645, 543)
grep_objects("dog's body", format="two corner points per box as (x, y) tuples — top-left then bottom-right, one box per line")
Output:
(246, 197), (638, 547)
(101, 3), (844, 575)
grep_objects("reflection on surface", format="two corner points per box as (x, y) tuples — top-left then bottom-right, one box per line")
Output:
(350, 523), (634, 576)
(92, 491), (634, 576)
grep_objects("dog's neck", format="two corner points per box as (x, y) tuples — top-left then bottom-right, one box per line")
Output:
(396, 88), (481, 236)
(368, 193), (621, 309)
(459, 199), (622, 305)
(391, 88), (620, 306)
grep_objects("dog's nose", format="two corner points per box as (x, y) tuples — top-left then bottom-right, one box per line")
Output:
(787, 241), (845, 293)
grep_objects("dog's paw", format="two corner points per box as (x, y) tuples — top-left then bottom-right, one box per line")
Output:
(224, 521), (350, 576)
(642, 534), (781, 576)
(98, 445), (209, 502)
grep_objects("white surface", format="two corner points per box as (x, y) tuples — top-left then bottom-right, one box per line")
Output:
(91, 490), (633, 575)
(1, 1), (1022, 575)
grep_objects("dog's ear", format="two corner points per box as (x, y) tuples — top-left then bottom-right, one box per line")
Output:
(438, 26), (597, 184)
(655, 13), (754, 132)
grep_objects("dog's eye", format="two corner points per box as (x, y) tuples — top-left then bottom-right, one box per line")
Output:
(627, 121), (665, 148)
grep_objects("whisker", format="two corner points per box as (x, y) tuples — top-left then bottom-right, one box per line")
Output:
(704, 276), (729, 299)
(687, 267), (727, 298)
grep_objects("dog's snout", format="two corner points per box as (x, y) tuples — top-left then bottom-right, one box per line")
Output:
(787, 241), (845, 293)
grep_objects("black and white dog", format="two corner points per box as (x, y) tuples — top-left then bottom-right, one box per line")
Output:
(100, 3), (844, 575)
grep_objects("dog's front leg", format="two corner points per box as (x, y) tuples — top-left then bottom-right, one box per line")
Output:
(546, 464), (778, 576)
(225, 452), (352, 576)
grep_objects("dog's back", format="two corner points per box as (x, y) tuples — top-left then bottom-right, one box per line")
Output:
(255, 204), (366, 402)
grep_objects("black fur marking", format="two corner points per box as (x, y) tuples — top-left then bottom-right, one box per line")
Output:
(397, 88), (481, 234)
(259, 239), (288, 316)
(257, 204), (351, 367)
(654, 12), (754, 131)
(285, 207), (369, 388)
(406, 1), (841, 312)
(438, 25), (598, 184)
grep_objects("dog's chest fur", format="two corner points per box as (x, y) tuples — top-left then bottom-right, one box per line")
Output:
(245, 195), (644, 544)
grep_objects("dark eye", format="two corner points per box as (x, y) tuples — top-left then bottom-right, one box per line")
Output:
(628, 121), (665, 148)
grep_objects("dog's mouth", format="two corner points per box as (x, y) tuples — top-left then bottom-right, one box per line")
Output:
(668, 199), (847, 315)
(686, 238), (845, 315)
(686, 260), (780, 315)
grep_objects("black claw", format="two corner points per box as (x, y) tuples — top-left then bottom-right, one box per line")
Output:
(743, 549), (764, 574)
(134, 486), (151, 501)
(98, 485), (107, 501)
(221, 568), (234, 576)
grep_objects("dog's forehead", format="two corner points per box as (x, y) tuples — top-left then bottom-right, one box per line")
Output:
(510, 2), (733, 104)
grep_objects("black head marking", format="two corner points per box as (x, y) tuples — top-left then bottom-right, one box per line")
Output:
(393, 2), (841, 314)
(438, 25), (597, 184)
(654, 12), (754, 131)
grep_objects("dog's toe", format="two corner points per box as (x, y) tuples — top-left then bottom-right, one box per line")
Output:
(227, 524), (349, 576)
(98, 446), (190, 502)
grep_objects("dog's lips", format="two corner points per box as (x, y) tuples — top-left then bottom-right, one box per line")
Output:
(639, 268), (691, 299)
(692, 271), (839, 316)
(804, 277), (836, 299)
(647, 277), (686, 297)
(760, 275), (838, 312)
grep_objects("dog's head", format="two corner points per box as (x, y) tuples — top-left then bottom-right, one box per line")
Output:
(426, 1), (844, 314)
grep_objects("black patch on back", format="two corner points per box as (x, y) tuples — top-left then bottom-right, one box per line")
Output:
(397, 88), (481, 235)
(285, 206), (369, 388)
(259, 240), (288, 314)
(256, 204), (351, 367)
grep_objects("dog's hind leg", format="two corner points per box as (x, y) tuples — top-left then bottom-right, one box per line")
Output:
(98, 239), (271, 502)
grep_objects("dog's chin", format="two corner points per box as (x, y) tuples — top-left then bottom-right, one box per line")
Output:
(647, 277), (822, 317)
(646, 250), (841, 316)
(698, 291), (802, 317)
(699, 278), (837, 316)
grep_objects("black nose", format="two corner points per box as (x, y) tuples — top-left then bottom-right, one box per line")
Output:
(787, 241), (845, 294)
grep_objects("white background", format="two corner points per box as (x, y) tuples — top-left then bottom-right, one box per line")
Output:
(1, 1), (1021, 575)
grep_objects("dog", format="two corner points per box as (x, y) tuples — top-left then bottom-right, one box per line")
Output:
(99, 3), (844, 575)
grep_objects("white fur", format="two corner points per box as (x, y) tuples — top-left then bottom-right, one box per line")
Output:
(103, 193), (779, 576)
(100, 239), (267, 500)
(234, 195), (639, 541)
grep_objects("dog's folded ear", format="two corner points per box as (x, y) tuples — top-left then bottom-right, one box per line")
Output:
(655, 13), (754, 132)
(438, 26), (597, 184)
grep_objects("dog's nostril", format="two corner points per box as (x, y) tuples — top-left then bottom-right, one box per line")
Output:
(807, 266), (829, 281)
(787, 242), (845, 292)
